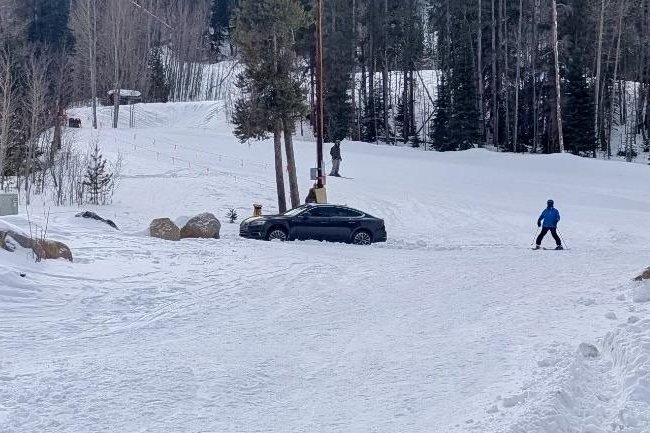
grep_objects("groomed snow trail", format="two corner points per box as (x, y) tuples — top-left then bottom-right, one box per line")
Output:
(1, 102), (650, 432)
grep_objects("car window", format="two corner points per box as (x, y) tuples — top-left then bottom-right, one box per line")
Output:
(306, 207), (339, 218)
(284, 205), (310, 217)
(336, 208), (364, 218)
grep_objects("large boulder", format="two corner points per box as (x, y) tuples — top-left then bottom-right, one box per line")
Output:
(149, 218), (181, 241)
(33, 239), (73, 262)
(180, 213), (221, 239)
(634, 267), (650, 282)
(1, 230), (73, 262)
(76, 211), (119, 230)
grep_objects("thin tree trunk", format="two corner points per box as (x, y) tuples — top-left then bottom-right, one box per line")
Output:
(608, 0), (625, 159)
(491, 0), (499, 148)
(477, 0), (485, 146)
(369, 23), (377, 143)
(513, 0), (523, 152)
(551, 0), (564, 152)
(382, 0), (389, 143)
(532, 0), (540, 153)
(90, 0), (98, 129)
(274, 124), (287, 213)
(272, 33), (287, 212)
(351, 0), (358, 141)
(594, 0), (605, 154)
(283, 119), (300, 208)
(112, 2), (121, 129)
(501, 0), (510, 150)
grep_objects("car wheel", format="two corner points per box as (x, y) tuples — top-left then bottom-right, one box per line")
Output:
(267, 227), (288, 242)
(352, 230), (372, 245)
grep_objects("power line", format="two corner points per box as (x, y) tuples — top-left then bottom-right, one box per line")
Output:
(128, 0), (174, 30)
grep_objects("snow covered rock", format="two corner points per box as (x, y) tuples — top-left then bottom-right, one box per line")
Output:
(33, 239), (73, 262)
(633, 267), (650, 281)
(180, 213), (221, 240)
(76, 211), (119, 230)
(578, 343), (600, 358)
(1, 230), (72, 262)
(149, 218), (181, 241)
(0, 230), (33, 252)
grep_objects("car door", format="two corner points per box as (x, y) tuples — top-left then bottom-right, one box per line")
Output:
(336, 207), (365, 240)
(293, 206), (342, 242)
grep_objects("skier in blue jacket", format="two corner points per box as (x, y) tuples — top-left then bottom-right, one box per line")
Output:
(535, 199), (563, 250)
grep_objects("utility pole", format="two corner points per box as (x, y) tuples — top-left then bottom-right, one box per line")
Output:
(315, 0), (325, 190)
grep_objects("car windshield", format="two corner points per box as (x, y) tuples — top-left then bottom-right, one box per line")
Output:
(283, 205), (310, 217)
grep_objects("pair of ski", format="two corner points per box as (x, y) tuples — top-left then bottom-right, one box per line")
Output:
(532, 246), (567, 251)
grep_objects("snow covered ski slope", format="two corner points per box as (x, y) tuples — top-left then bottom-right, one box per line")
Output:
(2, 101), (650, 432)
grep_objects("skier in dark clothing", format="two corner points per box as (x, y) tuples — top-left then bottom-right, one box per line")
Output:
(535, 199), (563, 250)
(329, 140), (342, 177)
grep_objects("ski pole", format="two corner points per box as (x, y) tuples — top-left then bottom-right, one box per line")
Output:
(531, 227), (540, 246)
(557, 229), (569, 249)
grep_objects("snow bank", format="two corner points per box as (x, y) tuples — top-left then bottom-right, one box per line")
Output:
(601, 319), (650, 430)
(633, 283), (650, 303)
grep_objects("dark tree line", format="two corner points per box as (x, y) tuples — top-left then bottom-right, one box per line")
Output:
(229, 0), (650, 157)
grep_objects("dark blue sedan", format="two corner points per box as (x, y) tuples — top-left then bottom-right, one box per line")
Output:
(240, 204), (387, 245)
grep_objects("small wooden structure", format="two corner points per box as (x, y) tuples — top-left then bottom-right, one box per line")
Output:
(107, 89), (142, 106)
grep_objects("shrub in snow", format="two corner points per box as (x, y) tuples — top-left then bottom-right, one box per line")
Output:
(226, 208), (238, 224)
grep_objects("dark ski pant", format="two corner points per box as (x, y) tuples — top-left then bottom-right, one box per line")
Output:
(536, 227), (561, 247)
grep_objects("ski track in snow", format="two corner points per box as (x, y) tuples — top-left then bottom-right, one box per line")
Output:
(1, 101), (650, 432)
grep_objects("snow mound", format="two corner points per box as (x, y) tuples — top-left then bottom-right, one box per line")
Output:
(632, 283), (650, 303)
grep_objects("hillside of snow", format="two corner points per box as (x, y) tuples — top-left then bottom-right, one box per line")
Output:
(2, 101), (650, 432)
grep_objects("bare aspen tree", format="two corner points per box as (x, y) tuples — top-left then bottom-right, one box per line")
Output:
(351, 0), (358, 141)
(513, 0), (523, 152)
(594, 0), (605, 153)
(608, 0), (626, 159)
(24, 54), (50, 204)
(108, 0), (125, 128)
(532, 0), (540, 153)
(477, 0), (485, 145)
(382, 0), (389, 143)
(551, 0), (564, 152)
(491, 0), (499, 148)
(0, 47), (16, 189)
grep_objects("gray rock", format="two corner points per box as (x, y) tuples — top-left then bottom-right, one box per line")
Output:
(76, 211), (119, 230)
(149, 218), (181, 241)
(578, 343), (600, 358)
(180, 213), (221, 239)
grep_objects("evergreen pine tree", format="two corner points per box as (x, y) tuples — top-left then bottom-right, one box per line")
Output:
(147, 47), (169, 103)
(562, 52), (595, 156)
(430, 74), (453, 151)
(83, 142), (113, 205)
(232, 0), (308, 212)
(210, 0), (235, 57)
(27, 0), (75, 51)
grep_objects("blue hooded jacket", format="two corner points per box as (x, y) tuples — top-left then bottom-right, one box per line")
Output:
(538, 206), (560, 228)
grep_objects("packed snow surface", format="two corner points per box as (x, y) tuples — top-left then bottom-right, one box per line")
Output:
(2, 102), (650, 432)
